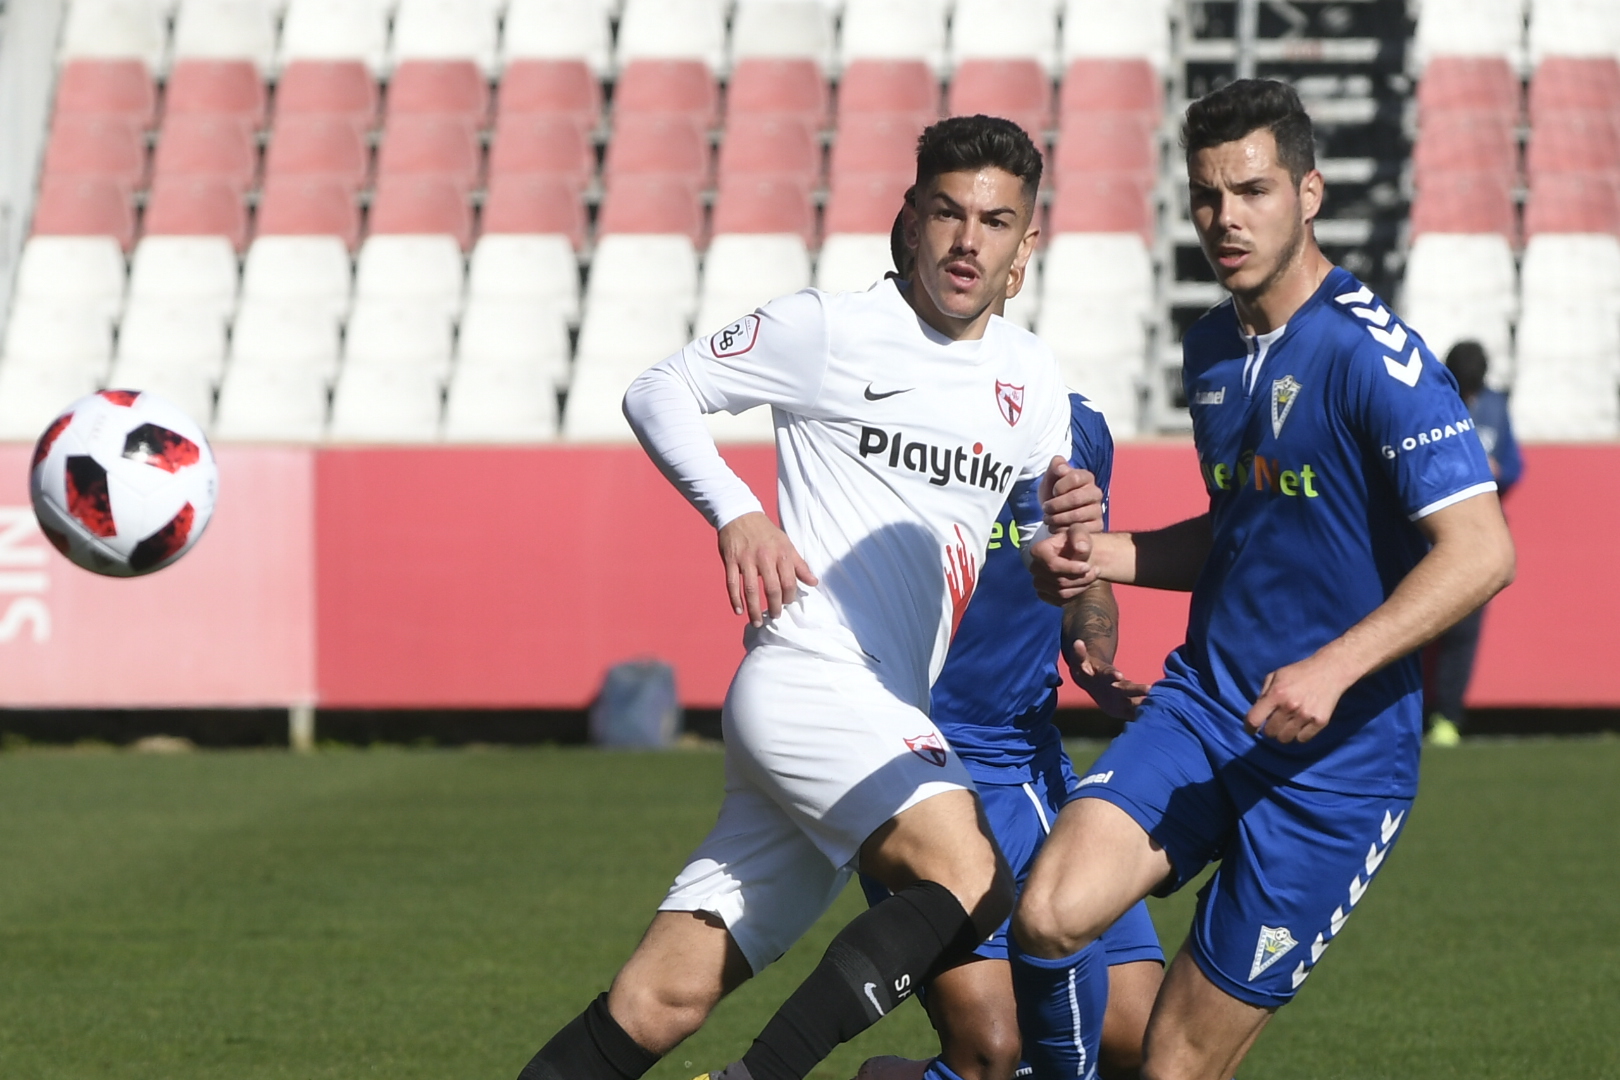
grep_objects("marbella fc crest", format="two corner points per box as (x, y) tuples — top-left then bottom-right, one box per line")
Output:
(995, 381), (1024, 426)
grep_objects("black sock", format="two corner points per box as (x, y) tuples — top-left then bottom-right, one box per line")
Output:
(739, 880), (980, 1080)
(517, 992), (661, 1080)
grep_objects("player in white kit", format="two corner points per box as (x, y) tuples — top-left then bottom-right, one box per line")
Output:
(515, 117), (1103, 1080)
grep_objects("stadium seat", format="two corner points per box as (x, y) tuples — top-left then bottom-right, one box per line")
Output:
(466, 234), (579, 325)
(614, 61), (719, 126)
(1526, 112), (1620, 179)
(585, 234), (700, 318)
(616, 0), (728, 71)
(711, 177), (816, 242)
(950, 0), (1059, 72)
(2, 298), (115, 371)
(328, 362), (444, 442)
(1411, 112), (1519, 182)
(1530, 57), (1620, 120)
(241, 235), (353, 319)
(279, 0), (389, 74)
(1513, 298), (1620, 439)
(1401, 233), (1518, 314)
(1002, 251), (1041, 330)
(229, 299), (344, 376)
(1059, 59), (1162, 120)
(1042, 233), (1154, 320)
(213, 361), (330, 441)
(354, 234), (465, 317)
(718, 115), (820, 184)
(53, 59), (156, 128)
(367, 176), (474, 249)
(697, 233), (812, 334)
(391, 0), (499, 74)
(496, 60), (602, 127)
(1060, 0), (1171, 73)
(1398, 294), (1514, 382)
(1521, 233), (1620, 308)
(386, 60), (490, 125)
(830, 113), (928, 182)
(111, 357), (222, 427)
(948, 60), (1052, 139)
(30, 177), (136, 250)
(1048, 175), (1155, 239)
(565, 301), (692, 441)
(1409, 173), (1518, 240)
(1413, 0), (1526, 70)
(815, 233), (895, 293)
(274, 60), (379, 128)
(264, 115), (371, 190)
(344, 299), (455, 376)
(839, 0), (949, 72)
(143, 177), (250, 249)
(0, 362), (102, 440)
(1042, 346), (1143, 437)
(42, 115), (146, 189)
(837, 60), (939, 123)
(127, 236), (239, 321)
(375, 115), (482, 189)
(58, 0), (167, 73)
(115, 302), (228, 396)
(824, 173), (911, 234)
(14, 237), (127, 321)
(727, 59), (829, 126)
(151, 115), (259, 190)
(1524, 174), (1620, 236)
(255, 177), (362, 248)
(1528, 0), (1620, 66)
(502, 0), (614, 76)
(164, 60), (268, 127)
(481, 175), (589, 249)
(488, 114), (594, 188)
(596, 176), (705, 243)
(730, 0), (835, 69)
(171, 0), (278, 72)
(1055, 112), (1157, 181)
(456, 297), (571, 382)
(603, 115), (710, 183)
(1418, 57), (1521, 119)
(443, 360), (560, 442)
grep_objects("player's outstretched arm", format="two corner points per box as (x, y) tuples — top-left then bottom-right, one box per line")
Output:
(1029, 514), (1214, 603)
(1246, 491), (1515, 744)
(1063, 581), (1150, 719)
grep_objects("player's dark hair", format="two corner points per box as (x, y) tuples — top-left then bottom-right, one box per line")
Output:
(889, 188), (915, 277)
(1182, 79), (1317, 185)
(914, 115), (1043, 209)
(1445, 340), (1489, 399)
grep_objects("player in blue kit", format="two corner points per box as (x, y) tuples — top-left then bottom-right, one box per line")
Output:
(1015, 81), (1517, 1080)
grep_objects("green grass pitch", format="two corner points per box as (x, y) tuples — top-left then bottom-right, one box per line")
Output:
(0, 738), (1615, 1079)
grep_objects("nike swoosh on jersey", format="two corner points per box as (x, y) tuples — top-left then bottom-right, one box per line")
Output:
(864, 384), (913, 400)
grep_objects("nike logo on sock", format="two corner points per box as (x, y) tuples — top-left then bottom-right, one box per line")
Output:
(864, 384), (912, 401)
(863, 982), (886, 1016)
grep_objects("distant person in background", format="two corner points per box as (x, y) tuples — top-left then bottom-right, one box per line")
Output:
(1426, 341), (1523, 746)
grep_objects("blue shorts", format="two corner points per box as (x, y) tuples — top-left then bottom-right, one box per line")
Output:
(862, 741), (1163, 968)
(1074, 691), (1414, 1007)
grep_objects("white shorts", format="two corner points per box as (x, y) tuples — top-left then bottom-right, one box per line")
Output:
(659, 644), (974, 973)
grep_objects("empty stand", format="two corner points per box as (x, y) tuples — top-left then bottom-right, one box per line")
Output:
(3, 298), (115, 370)
(1042, 233), (1155, 321)
(815, 234), (895, 293)
(354, 234), (465, 317)
(596, 176), (705, 243)
(1055, 112), (1157, 180)
(43, 114), (147, 189)
(727, 59), (829, 125)
(1403, 234), (1518, 313)
(616, 0), (728, 72)
(265, 115), (371, 190)
(604, 115), (711, 183)
(564, 301), (692, 441)
(1413, 0), (1525, 70)
(950, 0), (1059, 72)
(127, 236), (239, 320)
(58, 0), (168, 73)
(1524, 173), (1620, 236)
(497, 60), (602, 127)
(1411, 111), (1519, 184)
(31, 177), (136, 250)
(171, 0), (278, 72)
(274, 60), (378, 128)
(1512, 299), (1620, 439)
(143, 176), (250, 250)
(367, 176), (474, 249)
(53, 58), (156, 128)
(1399, 295), (1514, 383)
(467, 234), (580, 323)
(840, 0), (949, 72)
(1059, 59), (1162, 119)
(14, 237), (126, 321)
(615, 61), (719, 126)
(831, 113), (928, 181)
(255, 177), (362, 249)
(488, 114), (595, 189)
(214, 361), (330, 441)
(1409, 173), (1518, 240)
(730, 0), (835, 69)
(1418, 57), (1521, 117)
(0, 362), (101, 440)
(1048, 175), (1154, 239)
(165, 60), (268, 127)
(949, 60), (1052, 139)
(152, 114), (259, 190)
(279, 0), (390, 74)
(718, 115), (820, 184)
(1003, 252), (1040, 330)
(1526, 112), (1620, 179)
(387, 60), (491, 124)
(482, 175), (589, 248)
(443, 361), (560, 442)
(1530, 57), (1620, 119)
(329, 363), (443, 442)
(115, 301), (228, 376)
(1528, 0), (1620, 66)
(391, 0), (499, 75)
(502, 0), (614, 76)
(712, 177), (816, 242)
(343, 300), (455, 376)
(375, 115), (482, 189)
(824, 173), (911, 234)
(1061, 0), (1171, 73)
(241, 235), (353, 318)
(697, 232), (812, 333)
(230, 300), (343, 376)
(1521, 234), (1620, 309)
(456, 297), (571, 386)
(837, 61), (939, 123)
(586, 234), (700, 318)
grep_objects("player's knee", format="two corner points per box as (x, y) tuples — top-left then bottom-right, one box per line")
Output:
(1010, 885), (1095, 960)
(605, 976), (716, 1055)
(940, 1022), (1023, 1080)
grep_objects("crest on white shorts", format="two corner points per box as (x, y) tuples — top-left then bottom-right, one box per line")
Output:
(1249, 924), (1299, 980)
(905, 733), (948, 768)
(995, 381), (1024, 426)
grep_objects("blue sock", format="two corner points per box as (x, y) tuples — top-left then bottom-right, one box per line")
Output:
(1009, 938), (1109, 1080)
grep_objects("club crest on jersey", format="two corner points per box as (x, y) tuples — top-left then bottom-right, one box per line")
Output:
(710, 314), (760, 358)
(905, 733), (949, 768)
(1270, 375), (1302, 439)
(1249, 925), (1299, 980)
(995, 381), (1024, 426)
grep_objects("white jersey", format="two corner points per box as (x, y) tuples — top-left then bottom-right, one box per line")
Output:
(624, 278), (1072, 712)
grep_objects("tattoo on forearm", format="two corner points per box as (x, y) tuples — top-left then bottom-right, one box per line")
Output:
(1068, 589), (1119, 666)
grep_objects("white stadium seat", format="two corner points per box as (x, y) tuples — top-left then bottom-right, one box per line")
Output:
(1521, 234), (1620, 311)
(467, 234), (580, 324)
(1036, 312), (1144, 438)
(840, 0), (950, 71)
(344, 300), (455, 376)
(390, 0), (500, 73)
(616, 0), (727, 70)
(127, 236), (240, 322)
(1528, 0), (1620, 64)
(814, 234), (895, 294)
(585, 235), (700, 319)
(1413, 0), (1525, 70)
(14, 237), (126, 321)
(230, 300), (343, 378)
(354, 235), (465, 318)
(1042, 233), (1155, 320)
(696, 234), (813, 335)
(329, 362), (443, 442)
(565, 301), (691, 441)
(1003, 252), (1041, 330)
(241, 236), (353, 319)
(1402, 234), (1518, 317)
(106, 356), (218, 423)
(443, 362), (560, 442)
(951, 0), (1059, 72)
(172, 0), (279, 70)
(1399, 295), (1515, 387)
(279, 0), (390, 73)
(731, 0), (836, 68)
(1061, 0), (1171, 71)
(0, 362), (102, 440)
(59, 0), (168, 71)
(502, 0), (614, 74)
(2, 300), (114, 373)
(116, 301), (228, 377)
(214, 360), (330, 441)
(456, 298), (572, 389)
(1513, 298), (1620, 438)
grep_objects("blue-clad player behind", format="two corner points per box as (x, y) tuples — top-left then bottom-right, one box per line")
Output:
(1018, 80), (1516, 1080)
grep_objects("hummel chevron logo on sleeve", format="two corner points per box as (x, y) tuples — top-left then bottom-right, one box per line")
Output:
(1334, 286), (1375, 307)
(1383, 348), (1422, 387)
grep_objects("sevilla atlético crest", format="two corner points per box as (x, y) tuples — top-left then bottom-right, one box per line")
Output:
(995, 381), (1024, 426)
(905, 733), (949, 768)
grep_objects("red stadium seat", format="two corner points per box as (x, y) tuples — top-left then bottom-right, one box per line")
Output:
(596, 176), (704, 242)
(497, 60), (601, 127)
(824, 173), (911, 234)
(481, 174), (587, 249)
(718, 115), (820, 184)
(488, 114), (594, 187)
(275, 60), (379, 129)
(54, 59), (155, 128)
(165, 60), (267, 128)
(42, 115), (146, 189)
(143, 176), (250, 250)
(1409, 173), (1517, 240)
(387, 60), (490, 125)
(727, 59), (828, 126)
(376, 115), (482, 189)
(1529, 58), (1620, 122)
(1418, 57), (1521, 118)
(1048, 175), (1154, 240)
(614, 60), (718, 126)
(256, 176), (362, 249)
(1059, 59), (1162, 119)
(1055, 113), (1157, 181)
(1524, 174), (1620, 237)
(265, 115), (371, 190)
(830, 113), (927, 183)
(603, 114), (710, 183)
(1527, 112), (1620, 179)
(1412, 112), (1518, 180)
(712, 176), (815, 242)
(949, 60), (1052, 139)
(837, 60), (939, 123)
(368, 175), (473, 249)
(31, 176), (136, 250)
(151, 115), (259, 191)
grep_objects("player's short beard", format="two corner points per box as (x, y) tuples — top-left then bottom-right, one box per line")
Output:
(1231, 201), (1309, 306)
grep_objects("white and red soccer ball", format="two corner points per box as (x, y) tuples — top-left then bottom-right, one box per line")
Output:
(29, 390), (218, 577)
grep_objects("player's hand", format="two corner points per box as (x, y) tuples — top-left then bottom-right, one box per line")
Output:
(1244, 654), (1352, 744)
(1065, 639), (1150, 720)
(1029, 524), (1097, 605)
(718, 511), (818, 627)
(1039, 458), (1104, 531)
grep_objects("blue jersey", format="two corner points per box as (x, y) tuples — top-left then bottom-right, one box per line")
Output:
(1158, 267), (1496, 795)
(930, 393), (1115, 784)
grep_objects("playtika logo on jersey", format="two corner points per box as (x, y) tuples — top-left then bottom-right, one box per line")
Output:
(858, 428), (1017, 492)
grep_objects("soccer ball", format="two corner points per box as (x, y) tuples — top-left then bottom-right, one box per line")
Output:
(29, 389), (218, 577)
